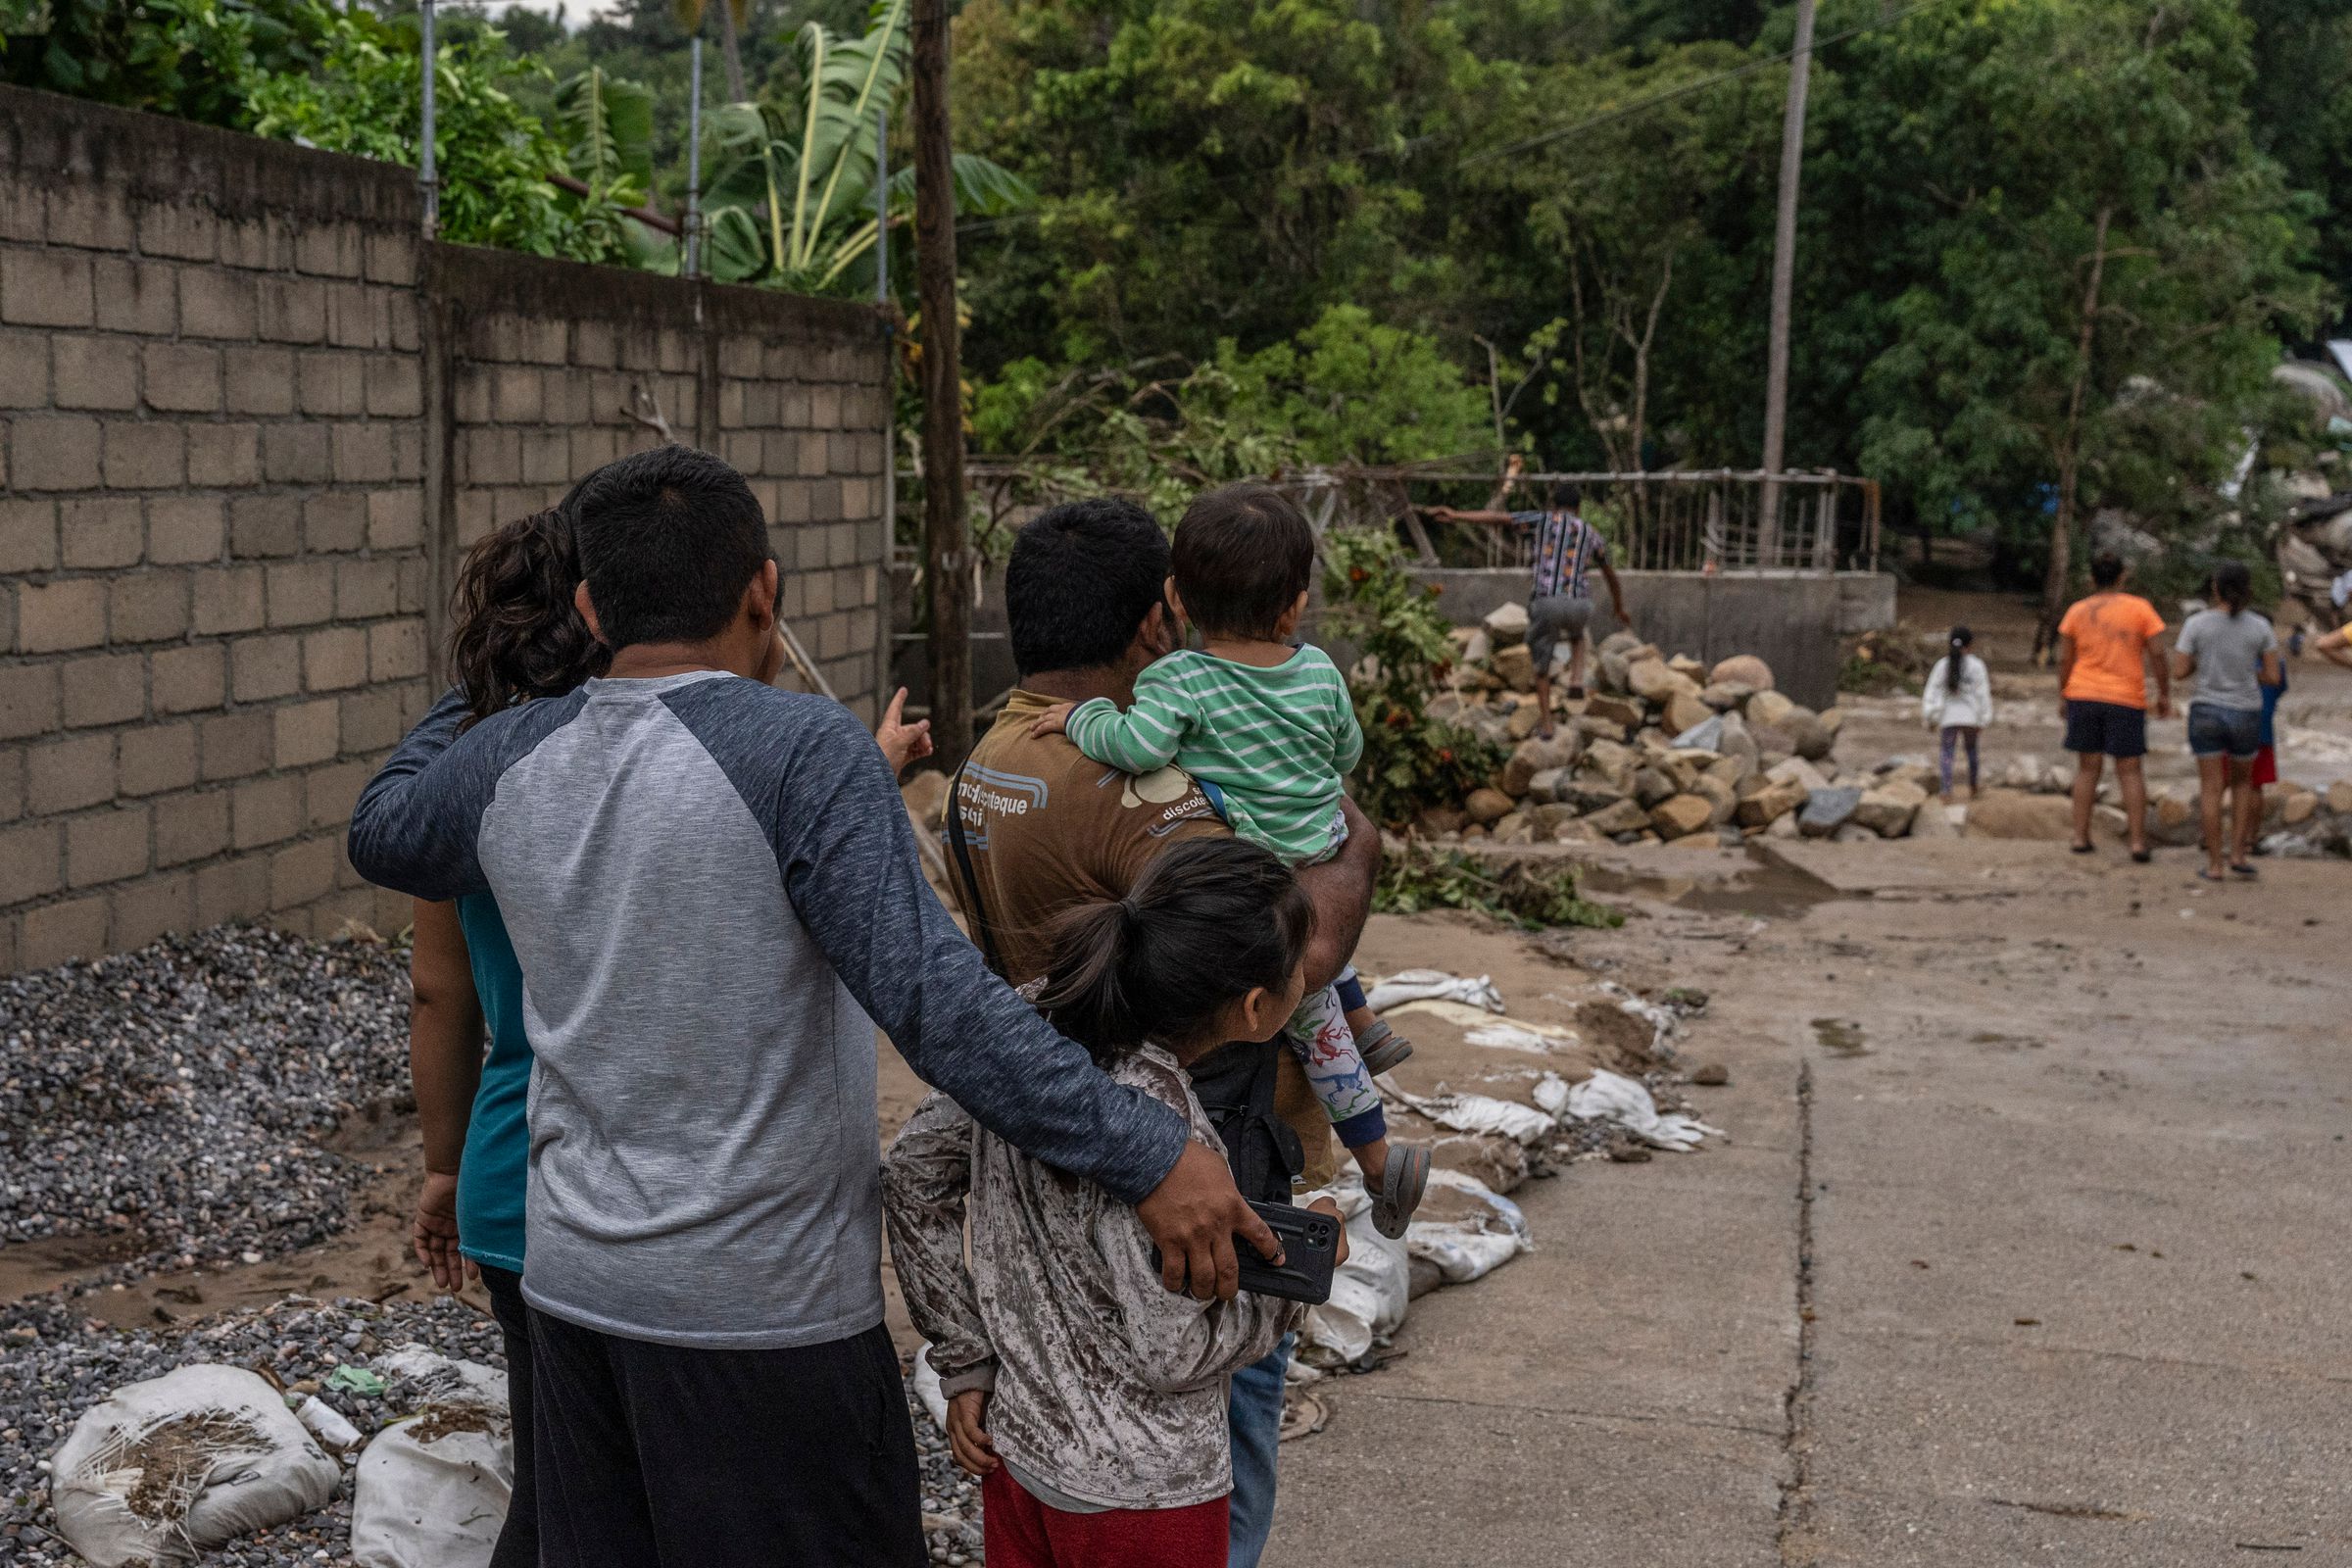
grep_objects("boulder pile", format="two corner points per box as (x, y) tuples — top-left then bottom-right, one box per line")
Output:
(1421, 614), (1889, 846)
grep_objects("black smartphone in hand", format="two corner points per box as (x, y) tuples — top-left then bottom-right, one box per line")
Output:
(1156, 1199), (1341, 1305)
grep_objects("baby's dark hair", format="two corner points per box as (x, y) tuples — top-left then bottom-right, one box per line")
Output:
(1035, 838), (1315, 1063)
(449, 508), (611, 726)
(1170, 484), (1316, 641)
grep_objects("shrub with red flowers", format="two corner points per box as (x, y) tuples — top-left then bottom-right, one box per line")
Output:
(1319, 529), (1502, 826)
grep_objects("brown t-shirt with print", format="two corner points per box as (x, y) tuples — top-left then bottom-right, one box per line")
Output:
(950, 688), (1339, 1188)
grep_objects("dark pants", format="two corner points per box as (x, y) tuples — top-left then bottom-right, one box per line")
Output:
(477, 1265), (539, 1568)
(530, 1309), (923, 1568)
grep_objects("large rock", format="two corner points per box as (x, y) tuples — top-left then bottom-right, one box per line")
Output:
(1634, 767), (1678, 808)
(1505, 700), (1544, 741)
(1596, 648), (1635, 695)
(1736, 779), (1807, 827)
(1748, 722), (1795, 763)
(1482, 601), (1530, 648)
(1585, 694), (1645, 730)
(2329, 780), (2352, 814)
(1599, 630), (1646, 658)
(1649, 794), (1717, 840)
(1670, 713), (1727, 754)
(1492, 642), (1537, 693)
(1767, 756), (1831, 793)
(1782, 706), (1833, 761)
(1798, 786), (1863, 838)
(1667, 654), (1707, 681)
(2147, 789), (2199, 846)
(1854, 779), (1928, 838)
(1586, 798), (1651, 836)
(1528, 802), (1581, 835)
(1910, 799), (1961, 839)
(1628, 659), (1702, 707)
(1709, 654), (1776, 691)
(2280, 788), (2320, 826)
(1715, 710), (1758, 768)
(1581, 737), (1639, 785)
(1819, 707), (1847, 741)
(1663, 691), (1716, 738)
(1964, 788), (2077, 840)
(1562, 778), (1631, 813)
(1689, 772), (1739, 824)
(1502, 734), (1580, 797)
(1492, 810), (1536, 845)
(1747, 689), (1797, 729)
(1465, 787), (1515, 825)
(1576, 713), (1629, 745)
(1699, 682), (1751, 711)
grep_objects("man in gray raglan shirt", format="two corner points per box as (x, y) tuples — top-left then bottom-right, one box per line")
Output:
(347, 447), (1277, 1566)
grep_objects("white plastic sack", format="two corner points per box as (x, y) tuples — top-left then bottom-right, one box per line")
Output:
(1364, 970), (1504, 1014)
(1404, 1170), (1534, 1286)
(910, 1343), (950, 1433)
(1464, 1021), (1576, 1055)
(349, 1349), (513, 1568)
(1298, 1174), (1409, 1367)
(1600, 983), (1680, 1052)
(52, 1364), (338, 1568)
(1394, 1087), (1557, 1147)
(1563, 1068), (1723, 1152)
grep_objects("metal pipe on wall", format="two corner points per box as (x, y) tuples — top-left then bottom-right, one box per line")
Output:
(684, 37), (704, 278)
(417, 0), (438, 238)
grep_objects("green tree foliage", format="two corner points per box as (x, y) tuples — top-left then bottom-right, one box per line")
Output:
(3, 0), (332, 123)
(1319, 528), (1502, 826)
(701, 0), (1031, 294)
(1845, 0), (2325, 627)
(246, 8), (632, 262)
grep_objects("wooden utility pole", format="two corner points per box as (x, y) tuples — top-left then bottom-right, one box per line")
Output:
(912, 0), (971, 763)
(1758, 0), (1816, 567)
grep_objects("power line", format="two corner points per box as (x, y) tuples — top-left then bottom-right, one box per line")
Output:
(1456, 0), (1964, 170)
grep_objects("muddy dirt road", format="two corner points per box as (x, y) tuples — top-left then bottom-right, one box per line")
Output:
(1270, 841), (2347, 1566)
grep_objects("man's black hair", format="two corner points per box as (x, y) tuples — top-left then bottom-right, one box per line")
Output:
(1170, 484), (1315, 641)
(1546, 480), (1582, 510)
(1006, 498), (1171, 676)
(570, 446), (772, 650)
(2089, 552), (2127, 589)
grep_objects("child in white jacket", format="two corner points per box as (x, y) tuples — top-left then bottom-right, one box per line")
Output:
(1923, 625), (1992, 803)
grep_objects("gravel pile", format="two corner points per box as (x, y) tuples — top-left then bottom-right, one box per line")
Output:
(0, 1293), (986, 1564)
(0, 927), (413, 1279)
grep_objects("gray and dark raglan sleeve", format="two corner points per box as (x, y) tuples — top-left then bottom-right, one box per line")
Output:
(346, 689), (578, 903)
(670, 683), (1192, 1204)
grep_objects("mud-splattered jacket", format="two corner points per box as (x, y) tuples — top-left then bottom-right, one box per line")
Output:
(882, 1045), (1298, 1510)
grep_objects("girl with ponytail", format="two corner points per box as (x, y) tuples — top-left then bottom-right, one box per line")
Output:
(2174, 561), (2283, 878)
(1923, 625), (1992, 804)
(884, 838), (1339, 1565)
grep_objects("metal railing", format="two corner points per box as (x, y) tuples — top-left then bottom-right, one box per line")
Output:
(1279, 467), (1882, 575)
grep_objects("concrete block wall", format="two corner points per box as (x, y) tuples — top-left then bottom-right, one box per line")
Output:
(0, 90), (429, 971)
(0, 86), (894, 973)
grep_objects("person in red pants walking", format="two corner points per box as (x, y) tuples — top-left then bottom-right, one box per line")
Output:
(885, 840), (1342, 1567)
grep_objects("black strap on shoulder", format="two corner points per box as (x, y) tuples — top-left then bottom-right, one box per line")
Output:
(944, 762), (1007, 978)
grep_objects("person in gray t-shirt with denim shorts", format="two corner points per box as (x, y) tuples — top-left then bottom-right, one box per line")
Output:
(2172, 561), (2283, 882)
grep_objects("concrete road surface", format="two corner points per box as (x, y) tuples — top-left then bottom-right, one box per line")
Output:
(1268, 843), (2347, 1566)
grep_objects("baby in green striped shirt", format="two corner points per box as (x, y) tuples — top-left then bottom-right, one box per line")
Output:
(1034, 484), (1431, 1238)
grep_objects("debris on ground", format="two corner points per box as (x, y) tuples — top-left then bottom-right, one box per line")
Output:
(0, 1291), (976, 1566)
(0, 927), (414, 1281)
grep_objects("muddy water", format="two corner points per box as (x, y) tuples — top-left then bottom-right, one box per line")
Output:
(1579, 848), (1845, 921)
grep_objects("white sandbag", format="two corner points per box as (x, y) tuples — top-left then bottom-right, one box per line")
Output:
(1394, 1087), (1557, 1147)
(349, 1349), (513, 1568)
(1404, 1169), (1533, 1286)
(1531, 1073), (1572, 1117)
(1363, 970), (1504, 1014)
(52, 1364), (338, 1568)
(1563, 1068), (1723, 1152)
(1298, 1175), (1409, 1367)
(1387, 999), (1511, 1032)
(1463, 1021), (1577, 1055)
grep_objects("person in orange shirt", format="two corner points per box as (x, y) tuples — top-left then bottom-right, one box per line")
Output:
(2056, 553), (2172, 860)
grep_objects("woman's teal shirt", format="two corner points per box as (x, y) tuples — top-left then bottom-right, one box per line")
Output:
(455, 892), (530, 1272)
